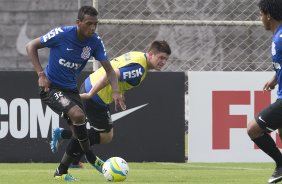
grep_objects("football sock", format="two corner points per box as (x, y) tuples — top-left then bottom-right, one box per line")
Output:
(61, 129), (73, 139)
(66, 138), (84, 158)
(67, 125), (100, 144)
(92, 130), (100, 144)
(72, 124), (97, 164)
(58, 153), (74, 174)
(85, 150), (97, 164)
(73, 123), (90, 151)
(253, 133), (282, 166)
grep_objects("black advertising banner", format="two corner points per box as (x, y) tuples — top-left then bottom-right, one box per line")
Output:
(0, 71), (185, 163)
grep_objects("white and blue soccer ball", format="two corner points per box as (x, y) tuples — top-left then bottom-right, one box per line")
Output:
(102, 157), (129, 182)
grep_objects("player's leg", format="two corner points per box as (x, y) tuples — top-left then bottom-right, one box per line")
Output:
(50, 120), (112, 171)
(247, 100), (282, 183)
(99, 129), (113, 144)
(66, 82), (113, 171)
(49, 122), (107, 158)
(50, 127), (64, 153)
(58, 97), (104, 173)
(63, 135), (104, 173)
(42, 87), (99, 177)
(53, 126), (113, 145)
(67, 103), (99, 168)
(39, 87), (80, 180)
(53, 152), (79, 181)
(50, 117), (73, 153)
(83, 92), (114, 144)
(69, 158), (84, 168)
(53, 117), (103, 176)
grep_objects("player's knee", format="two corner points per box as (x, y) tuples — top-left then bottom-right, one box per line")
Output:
(68, 107), (85, 125)
(247, 120), (255, 138)
(247, 119), (263, 140)
(72, 113), (85, 125)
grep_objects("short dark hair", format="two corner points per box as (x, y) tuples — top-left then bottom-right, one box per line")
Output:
(78, 6), (98, 21)
(147, 40), (171, 55)
(258, 0), (282, 21)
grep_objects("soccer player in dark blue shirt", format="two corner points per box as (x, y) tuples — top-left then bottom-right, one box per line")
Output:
(26, 6), (126, 181)
(50, 41), (171, 169)
(247, 0), (282, 183)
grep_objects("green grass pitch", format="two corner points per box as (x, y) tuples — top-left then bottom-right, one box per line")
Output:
(0, 162), (276, 184)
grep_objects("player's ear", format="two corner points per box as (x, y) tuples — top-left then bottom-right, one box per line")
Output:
(267, 14), (271, 21)
(148, 51), (154, 58)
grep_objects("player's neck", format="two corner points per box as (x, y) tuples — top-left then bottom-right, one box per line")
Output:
(271, 21), (282, 35)
(76, 28), (87, 41)
(145, 53), (153, 69)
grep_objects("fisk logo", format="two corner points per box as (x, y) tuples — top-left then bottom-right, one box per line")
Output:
(212, 90), (282, 149)
(42, 27), (64, 43)
(123, 68), (143, 79)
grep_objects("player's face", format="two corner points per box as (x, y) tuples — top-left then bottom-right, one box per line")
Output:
(260, 11), (271, 30)
(149, 52), (169, 71)
(77, 15), (98, 39)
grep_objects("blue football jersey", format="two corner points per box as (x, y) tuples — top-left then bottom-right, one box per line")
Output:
(40, 26), (108, 89)
(272, 24), (282, 98)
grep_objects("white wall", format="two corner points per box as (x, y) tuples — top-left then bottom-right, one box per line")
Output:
(188, 71), (281, 162)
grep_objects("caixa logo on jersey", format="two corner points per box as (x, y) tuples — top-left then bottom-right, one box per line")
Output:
(0, 98), (59, 139)
(59, 59), (81, 69)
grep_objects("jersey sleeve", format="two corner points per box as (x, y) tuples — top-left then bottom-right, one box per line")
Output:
(92, 35), (108, 61)
(119, 63), (145, 86)
(40, 27), (64, 48)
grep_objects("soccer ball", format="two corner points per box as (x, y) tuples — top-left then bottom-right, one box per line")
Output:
(102, 157), (129, 182)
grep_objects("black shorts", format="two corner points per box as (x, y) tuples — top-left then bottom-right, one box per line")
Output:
(256, 99), (282, 132)
(39, 85), (84, 118)
(80, 83), (113, 133)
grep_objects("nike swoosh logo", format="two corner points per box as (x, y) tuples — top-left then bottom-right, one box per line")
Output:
(111, 103), (148, 122)
(67, 48), (73, 51)
(16, 21), (31, 55)
(258, 116), (267, 124)
(85, 104), (148, 129)
(258, 116), (274, 132)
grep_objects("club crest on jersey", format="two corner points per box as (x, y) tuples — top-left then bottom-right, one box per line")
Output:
(59, 96), (71, 107)
(81, 46), (91, 59)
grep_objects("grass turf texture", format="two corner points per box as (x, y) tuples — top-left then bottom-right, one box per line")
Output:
(0, 162), (277, 184)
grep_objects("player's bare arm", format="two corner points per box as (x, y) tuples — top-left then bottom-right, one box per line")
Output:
(26, 37), (50, 92)
(100, 61), (126, 111)
(263, 73), (277, 91)
(80, 69), (121, 100)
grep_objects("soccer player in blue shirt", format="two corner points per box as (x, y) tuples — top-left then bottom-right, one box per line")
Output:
(26, 6), (125, 181)
(247, 0), (282, 183)
(50, 40), (171, 170)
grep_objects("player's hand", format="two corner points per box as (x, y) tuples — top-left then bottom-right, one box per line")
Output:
(263, 80), (276, 92)
(112, 91), (126, 111)
(80, 93), (91, 100)
(38, 73), (50, 92)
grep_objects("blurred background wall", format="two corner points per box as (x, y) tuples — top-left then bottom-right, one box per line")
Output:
(0, 0), (273, 159)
